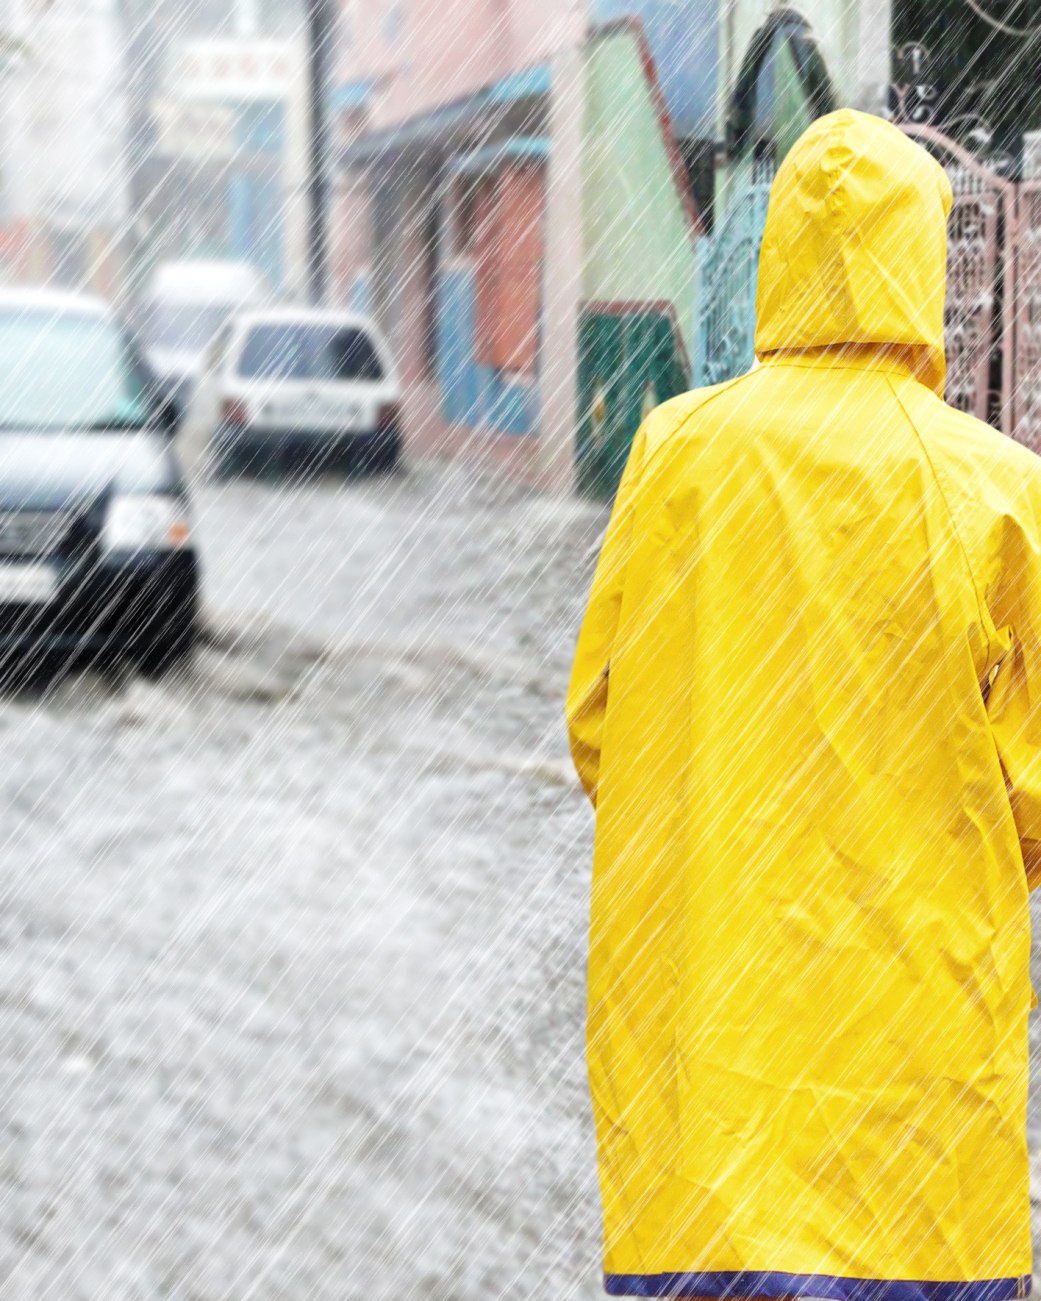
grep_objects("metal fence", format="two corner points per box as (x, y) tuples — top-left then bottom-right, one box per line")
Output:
(695, 170), (772, 387)
(694, 124), (1041, 456)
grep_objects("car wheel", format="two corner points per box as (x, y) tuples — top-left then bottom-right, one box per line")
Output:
(361, 432), (401, 475)
(137, 623), (198, 680)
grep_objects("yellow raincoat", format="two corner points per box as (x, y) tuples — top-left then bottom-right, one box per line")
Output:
(567, 109), (1040, 1299)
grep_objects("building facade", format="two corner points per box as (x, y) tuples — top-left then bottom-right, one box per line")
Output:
(330, 0), (722, 495)
(331, 0), (585, 488)
(329, 0), (905, 496)
(0, 0), (128, 296)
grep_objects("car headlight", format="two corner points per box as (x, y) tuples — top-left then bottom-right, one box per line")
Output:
(102, 494), (191, 554)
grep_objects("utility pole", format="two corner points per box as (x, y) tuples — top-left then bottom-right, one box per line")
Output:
(117, 0), (164, 323)
(304, 0), (333, 305)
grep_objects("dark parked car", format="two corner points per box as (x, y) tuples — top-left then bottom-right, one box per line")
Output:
(0, 288), (198, 676)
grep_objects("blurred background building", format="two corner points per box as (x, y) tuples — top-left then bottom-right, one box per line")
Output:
(329, 0), (586, 483)
(0, 0), (307, 304)
(147, 32), (308, 297)
(0, 0), (128, 295)
(122, 0), (307, 309)
(326, 0), (894, 492)
(0, 0), (1038, 494)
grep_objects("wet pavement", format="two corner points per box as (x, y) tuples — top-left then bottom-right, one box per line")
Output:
(0, 461), (607, 1299)
(0, 459), (1040, 1297)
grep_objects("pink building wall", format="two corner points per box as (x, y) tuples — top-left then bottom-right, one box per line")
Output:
(329, 176), (371, 303)
(336, 0), (585, 129)
(333, 0), (588, 491)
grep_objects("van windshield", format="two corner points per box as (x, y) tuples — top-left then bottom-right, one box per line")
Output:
(146, 302), (230, 353)
(0, 308), (151, 431)
(239, 323), (384, 382)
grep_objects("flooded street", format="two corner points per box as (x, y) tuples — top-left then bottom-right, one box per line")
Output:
(0, 463), (609, 1299)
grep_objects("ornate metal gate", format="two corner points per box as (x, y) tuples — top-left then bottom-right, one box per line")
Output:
(695, 167), (772, 386)
(902, 124), (1041, 454)
(1012, 181), (1041, 451)
(901, 124), (1012, 433)
(697, 123), (1041, 455)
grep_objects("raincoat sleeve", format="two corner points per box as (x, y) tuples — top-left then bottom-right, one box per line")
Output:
(983, 495), (1041, 893)
(566, 426), (646, 808)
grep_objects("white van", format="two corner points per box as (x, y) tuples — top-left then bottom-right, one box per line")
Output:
(140, 260), (268, 420)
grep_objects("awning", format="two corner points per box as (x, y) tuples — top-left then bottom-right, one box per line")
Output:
(340, 63), (550, 168)
(447, 137), (549, 176)
(328, 78), (374, 113)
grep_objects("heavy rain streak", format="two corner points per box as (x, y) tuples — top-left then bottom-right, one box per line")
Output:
(0, 0), (1038, 1298)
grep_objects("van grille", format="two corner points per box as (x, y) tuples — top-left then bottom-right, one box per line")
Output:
(0, 510), (73, 557)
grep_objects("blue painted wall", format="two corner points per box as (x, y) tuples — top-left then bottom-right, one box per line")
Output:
(477, 366), (538, 436)
(436, 267), (537, 435)
(437, 268), (479, 424)
(591, 0), (721, 138)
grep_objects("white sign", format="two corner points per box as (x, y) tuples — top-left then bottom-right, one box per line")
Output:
(174, 38), (301, 103)
(154, 98), (236, 161)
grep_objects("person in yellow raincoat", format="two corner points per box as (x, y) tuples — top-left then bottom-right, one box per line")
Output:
(567, 108), (1040, 1300)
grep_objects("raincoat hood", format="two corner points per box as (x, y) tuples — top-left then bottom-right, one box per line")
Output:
(754, 108), (953, 397)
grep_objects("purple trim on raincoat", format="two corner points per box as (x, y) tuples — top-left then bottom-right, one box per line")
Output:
(604, 1272), (1031, 1300)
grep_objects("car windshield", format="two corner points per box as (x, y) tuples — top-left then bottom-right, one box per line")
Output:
(145, 302), (230, 353)
(0, 307), (152, 431)
(238, 322), (384, 382)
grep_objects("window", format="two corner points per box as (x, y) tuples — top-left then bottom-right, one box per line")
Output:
(0, 308), (150, 431)
(328, 328), (383, 381)
(238, 322), (384, 381)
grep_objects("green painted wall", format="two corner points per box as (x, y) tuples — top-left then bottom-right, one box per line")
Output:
(581, 24), (699, 360)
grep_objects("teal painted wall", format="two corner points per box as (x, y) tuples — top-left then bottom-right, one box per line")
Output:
(581, 24), (699, 360)
(590, 1), (721, 139)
